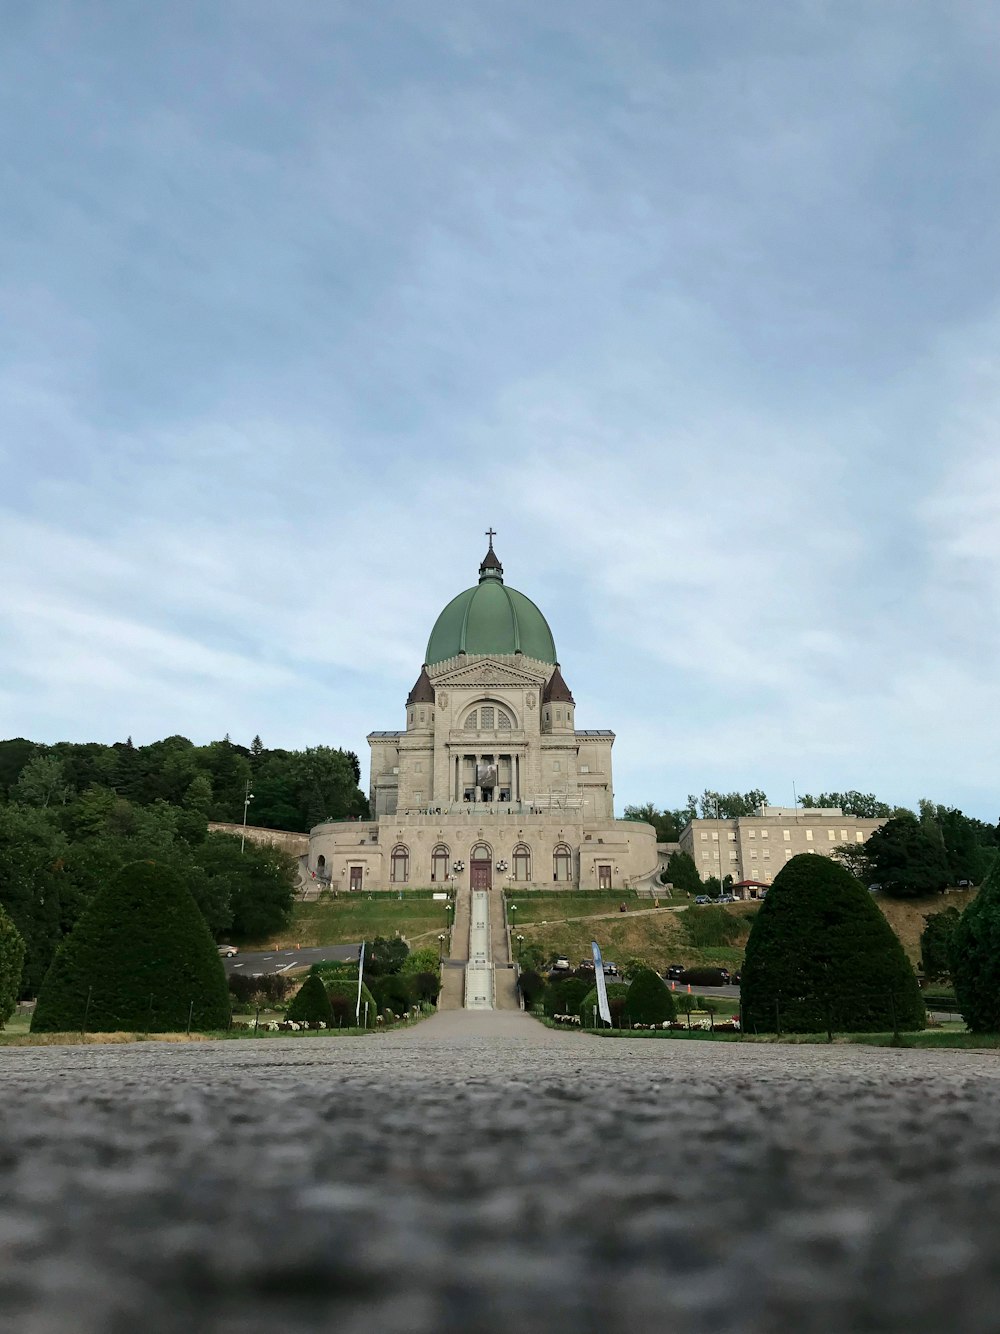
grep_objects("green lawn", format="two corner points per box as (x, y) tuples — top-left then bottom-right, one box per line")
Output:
(244, 891), (454, 949)
(505, 891), (686, 924)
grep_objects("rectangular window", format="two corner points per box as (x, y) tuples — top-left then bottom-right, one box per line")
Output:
(728, 832), (736, 841)
(701, 851), (710, 861)
(806, 829), (814, 842)
(783, 829), (790, 841)
(763, 848), (770, 859)
(785, 849), (793, 859)
(760, 829), (768, 839)
(414, 761), (422, 773)
(840, 829), (848, 841)
(580, 764), (590, 773)
(750, 848), (758, 859)
(711, 832), (719, 841)
(713, 848), (720, 859)
(553, 760), (561, 772)
(748, 829), (756, 839)
(828, 829), (836, 841)
(700, 832), (708, 841)
(856, 831), (864, 843)
(414, 792), (422, 804)
(729, 851), (738, 862)
(480, 706), (494, 729)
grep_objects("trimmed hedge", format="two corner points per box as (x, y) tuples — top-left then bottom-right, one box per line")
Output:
(741, 854), (924, 1034)
(0, 903), (25, 1028)
(578, 981), (630, 1026)
(678, 967), (730, 987)
(287, 973), (334, 1026)
(228, 972), (294, 1005)
(32, 860), (230, 1033)
(950, 854), (1000, 1033)
(325, 977), (378, 1027)
(543, 976), (592, 1018)
(517, 969), (547, 1008)
(624, 967), (676, 1024)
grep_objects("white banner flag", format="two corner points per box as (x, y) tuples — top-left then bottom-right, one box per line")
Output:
(356, 941), (366, 1023)
(591, 941), (612, 1025)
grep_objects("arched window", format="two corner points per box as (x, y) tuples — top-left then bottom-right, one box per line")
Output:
(480, 706), (494, 729)
(513, 843), (531, 882)
(431, 844), (449, 884)
(498, 712), (512, 729)
(317, 854), (326, 873)
(464, 710), (477, 730)
(390, 845), (409, 884)
(553, 844), (572, 883)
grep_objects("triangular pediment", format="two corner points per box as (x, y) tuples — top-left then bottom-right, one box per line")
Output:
(430, 656), (547, 689)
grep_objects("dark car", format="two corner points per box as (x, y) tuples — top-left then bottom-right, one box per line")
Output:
(665, 964), (685, 980)
(732, 971), (741, 985)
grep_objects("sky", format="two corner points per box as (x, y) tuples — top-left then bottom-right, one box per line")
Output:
(2, 2), (1000, 820)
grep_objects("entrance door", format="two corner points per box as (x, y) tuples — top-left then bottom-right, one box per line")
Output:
(471, 857), (493, 890)
(350, 866), (363, 892)
(598, 864), (611, 890)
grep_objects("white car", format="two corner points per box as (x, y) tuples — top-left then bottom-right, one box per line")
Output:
(217, 945), (238, 958)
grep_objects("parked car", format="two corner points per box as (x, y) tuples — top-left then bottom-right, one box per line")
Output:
(551, 956), (570, 972)
(732, 971), (741, 985)
(957, 879), (973, 888)
(695, 895), (710, 905)
(578, 959), (596, 972)
(217, 945), (238, 958)
(717, 968), (731, 983)
(603, 962), (620, 977)
(665, 964), (685, 980)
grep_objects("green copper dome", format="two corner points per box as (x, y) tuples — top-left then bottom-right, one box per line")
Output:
(425, 540), (557, 666)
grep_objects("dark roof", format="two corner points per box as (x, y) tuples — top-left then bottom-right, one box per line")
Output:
(406, 665), (435, 705)
(543, 664), (575, 704)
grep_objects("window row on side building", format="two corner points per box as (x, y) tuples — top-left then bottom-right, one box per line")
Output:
(678, 807), (885, 885)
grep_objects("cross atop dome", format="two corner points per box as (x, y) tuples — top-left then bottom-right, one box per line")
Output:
(479, 527), (503, 582)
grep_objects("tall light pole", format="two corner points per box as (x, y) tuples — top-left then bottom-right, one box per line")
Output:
(241, 778), (254, 853)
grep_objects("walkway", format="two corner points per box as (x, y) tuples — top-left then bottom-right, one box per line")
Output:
(3, 1019), (1000, 1332)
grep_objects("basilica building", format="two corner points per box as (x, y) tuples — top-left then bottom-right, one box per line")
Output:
(308, 537), (659, 892)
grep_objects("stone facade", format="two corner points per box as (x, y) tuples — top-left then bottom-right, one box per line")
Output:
(308, 541), (658, 892)
(679, 806), (885, 886)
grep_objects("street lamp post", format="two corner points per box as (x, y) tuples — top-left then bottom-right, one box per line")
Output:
(240, 779), (255, 854)
(438, 932), (447, 963)
(516, 933), (525, 959)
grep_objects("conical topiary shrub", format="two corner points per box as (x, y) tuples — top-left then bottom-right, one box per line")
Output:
(286, 972), (335, 1026)
(324, 978), (378, 1027)
(741, 854), (924, 1034)
(32, 860), (231, 1033)
(950, 854), (1000, 1033)
(624, 967), (677, 1025)
(0, 903), (26, 1028)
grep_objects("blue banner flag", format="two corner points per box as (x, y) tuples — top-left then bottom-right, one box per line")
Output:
(356, 941), (366, 1022)
(591, 941), (612, 1025)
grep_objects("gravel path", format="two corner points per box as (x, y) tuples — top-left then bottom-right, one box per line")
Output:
(3, 1012), (1000, 1333)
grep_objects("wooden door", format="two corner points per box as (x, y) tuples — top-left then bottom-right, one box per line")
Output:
(471, 858), (492, 890)
(598, 864), (611, 890)
(350, 866), (363, 892)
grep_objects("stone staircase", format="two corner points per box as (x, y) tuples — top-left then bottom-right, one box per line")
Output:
(437, 885), (521, 1012)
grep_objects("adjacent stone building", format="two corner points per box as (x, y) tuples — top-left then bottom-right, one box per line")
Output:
(309, 537), (659, 892)
(679, 806), (885, 888)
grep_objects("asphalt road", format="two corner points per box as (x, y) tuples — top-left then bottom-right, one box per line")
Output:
(224, 942), (361, 975)
(4, 1012), (1000, 1333)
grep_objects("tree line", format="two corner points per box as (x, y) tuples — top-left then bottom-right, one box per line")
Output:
(0, 732), (370, 999)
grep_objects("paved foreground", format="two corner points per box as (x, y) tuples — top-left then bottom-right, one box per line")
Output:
(3, 1014), (1000, 1333)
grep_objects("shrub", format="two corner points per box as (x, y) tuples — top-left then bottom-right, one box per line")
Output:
(368, 973), (418, 1012)
(950, 855), (1000, 1033)
(32, 860), (231, 1033)
(920, 907), (961, 982)
(325, 978), (378, 1027)
(679, 967), (730, 987)
(287, 973), (335, 1026)
(0, 903), (25, 1028)
(309, 959), (358, 982)
(578, 981), (630, 1026)
(401, 947), (440, 975)
(624, 967), (676, 1024)
(517, 969), (547, 1008)
(363, 935), (409, 976)
(741, 854), (924, 1034)
(228, 973), (293, 1006)
(543, 976), (591, 1018)
(411, 971), (440, 1004)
